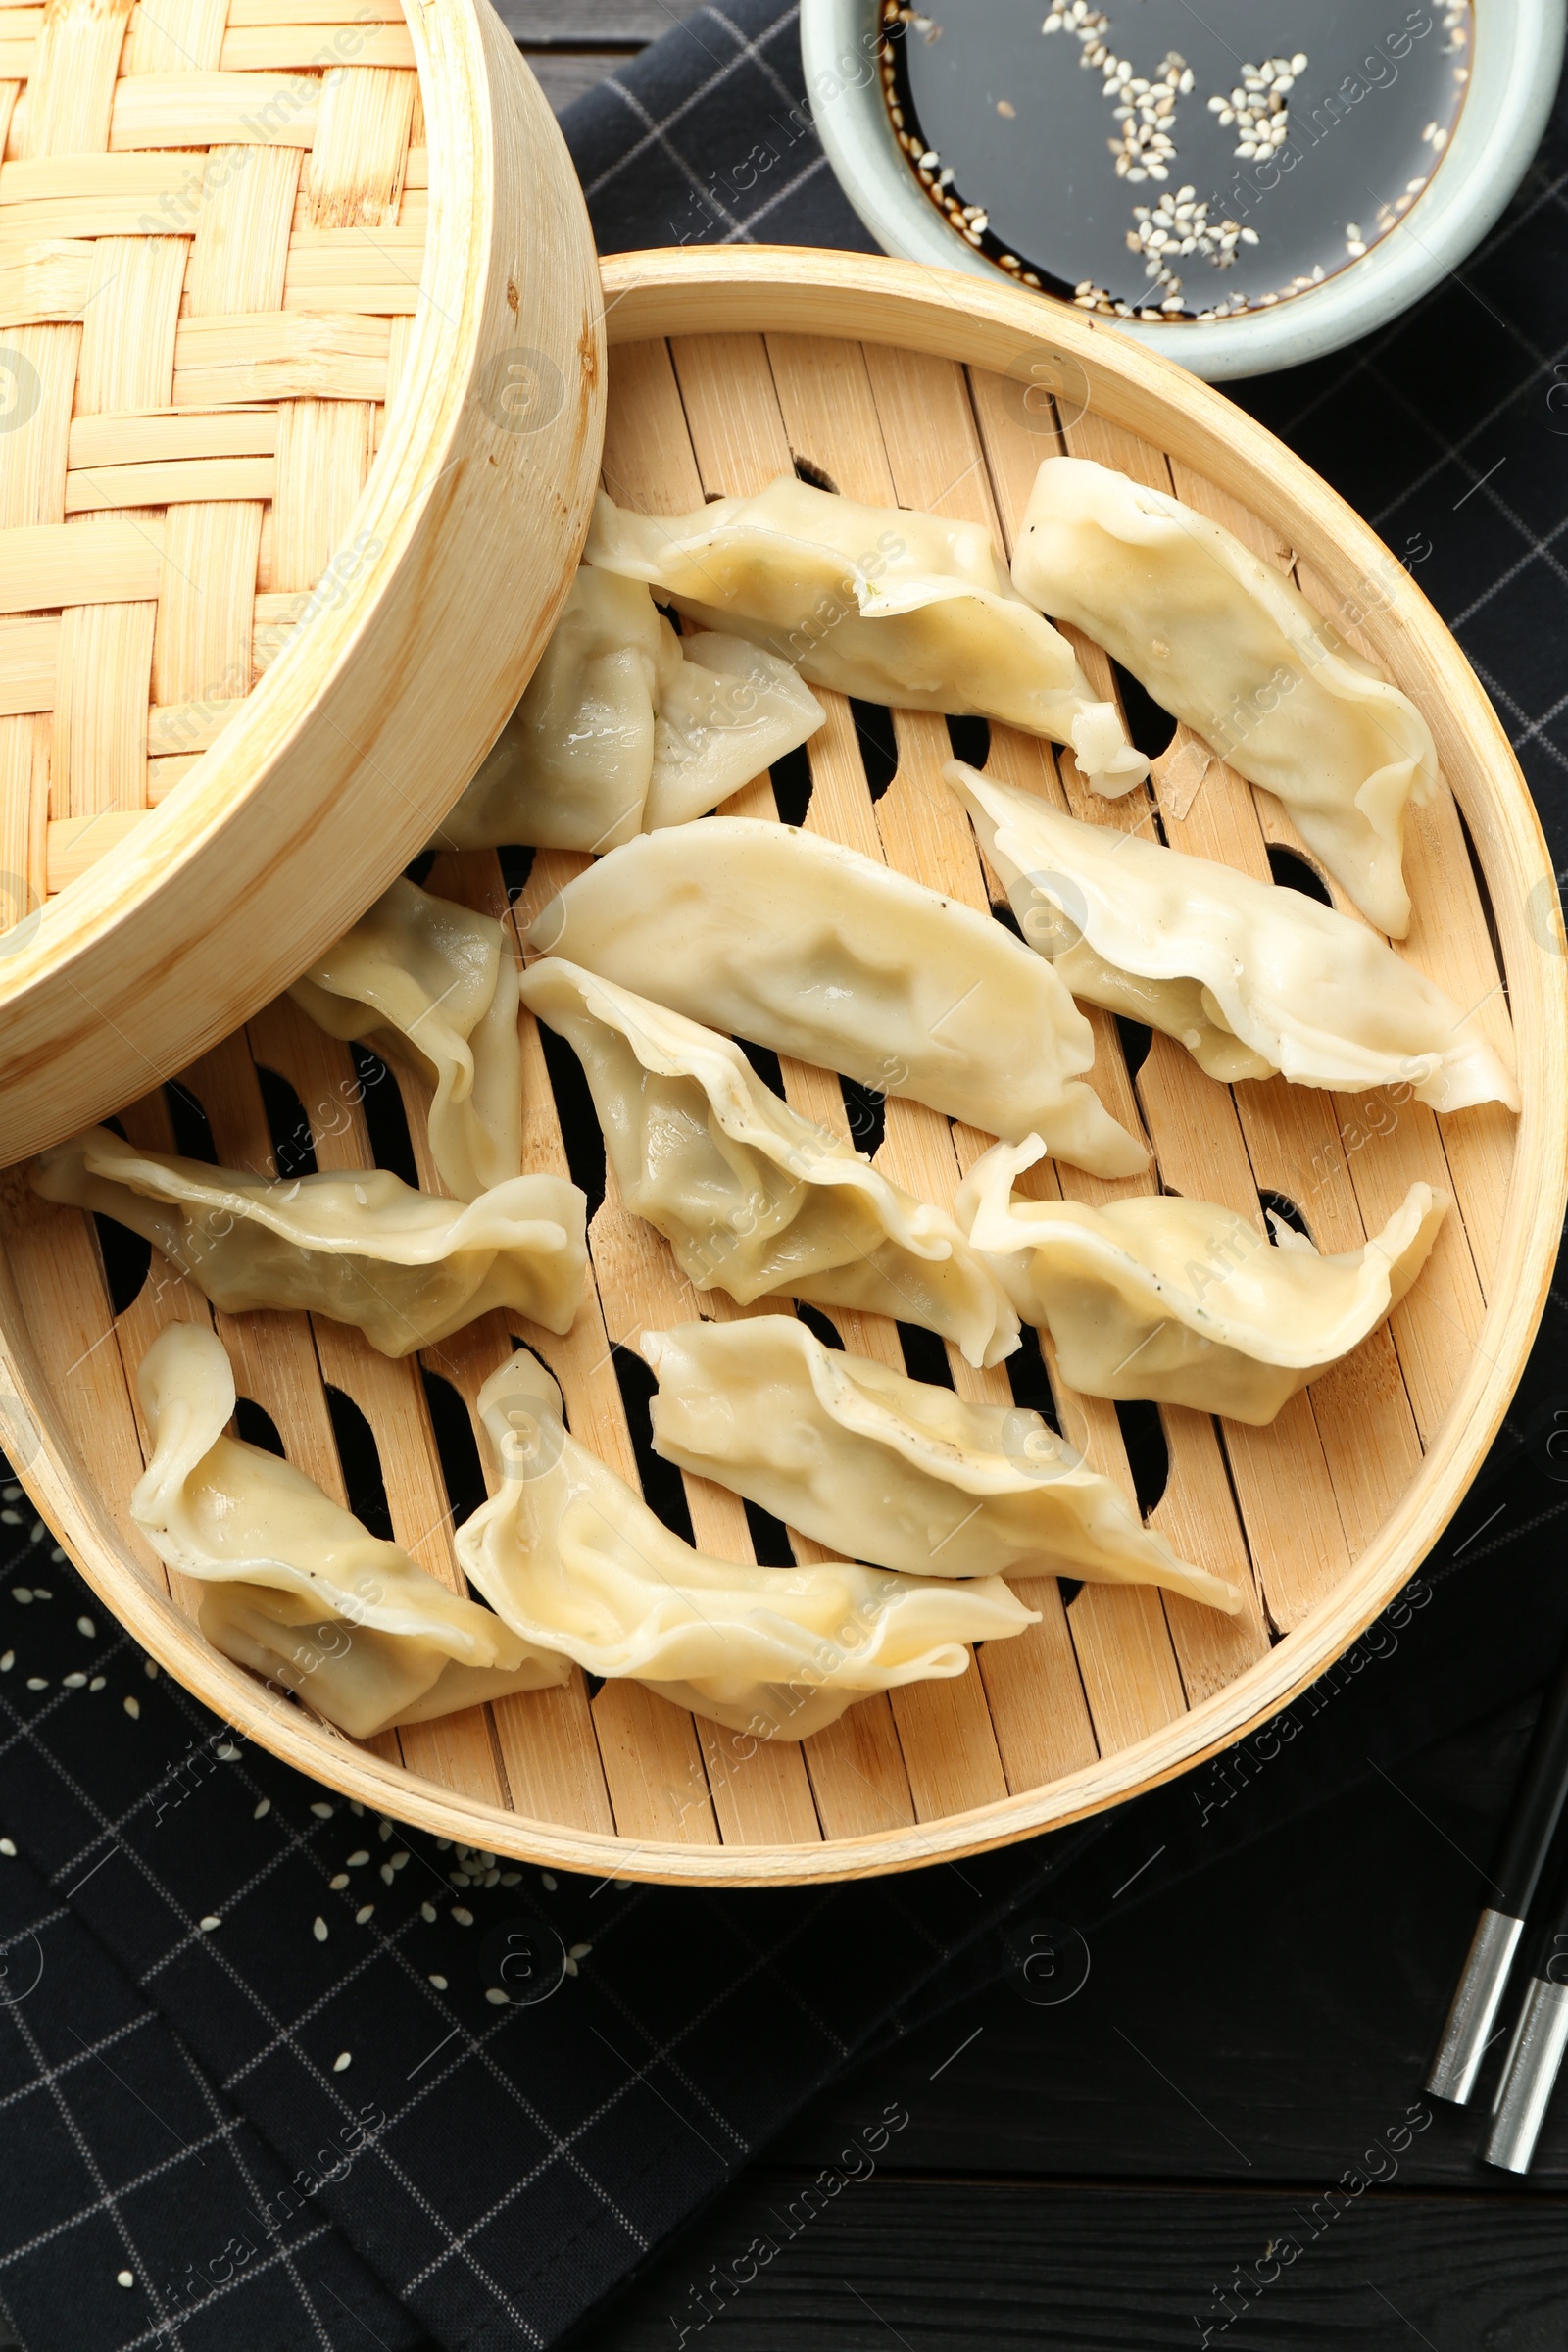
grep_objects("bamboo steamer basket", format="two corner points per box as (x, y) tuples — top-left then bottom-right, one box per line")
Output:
(1, 249), (1562, 1886)
(0, 0), (604, 1165)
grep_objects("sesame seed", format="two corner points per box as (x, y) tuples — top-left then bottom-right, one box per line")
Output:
(123, 1695), (139, 1718)
(357, 1904), (375, 1924)
(76, 1616), (95, 1639)
(13, 1589), (31, 1605)
(117, 2272), (134, 2288)
(330, 1873), (350, 1889)
(484, 1987), (508, 2006)
(452, 1907), (473, 1927)
(500, 1872), (521, 1886)
(391, 1851), (409, 1871)
(380, 1864), (394, 1886)
(313, 1916), (328, 1941)
(378, 1820), (393, 1841)
(88, 1676), (104, 1690)
(253, 1797), (270, 1820)
(25, 1677), (47, 1690)
(0, 1838), (15, 1857)
(333, 2051), (352, 2071)
(310, 1802), (333, 1819)
(199, 1915), (220, 1931)
(420, 1903), (437, 1923)
(143, 1658), (157, 1678)
(0, 1654), (10, 1672)
(428, 1973), (448, 1989)
(217, 1743), (239, 1761)
(541, 1872), (557, 1891)
(63, 1673), (85, 1689)
(569, 1943), (592, 1960)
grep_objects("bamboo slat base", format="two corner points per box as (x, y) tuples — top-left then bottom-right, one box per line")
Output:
(0, 252), (1561, 1886)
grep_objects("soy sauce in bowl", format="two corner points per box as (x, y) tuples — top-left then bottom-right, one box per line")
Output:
(882, 1), (1472, 324)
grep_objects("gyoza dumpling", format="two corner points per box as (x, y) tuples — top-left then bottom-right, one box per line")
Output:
(644, 1316), (1241, 1613)
(586, 477), (1147, 792)
(438, 565), (824, 853)
(528, 819), (1147, 1179)
(33, 1127), (587, 1356)
(648, 630), (824, 830)
(443, 567), (660, 853)
(949, 763), (1520, 1112)
(518, 958), (1018, 1368)
(1010, 456), (1438, 935)
(130, 1323), (567, 1740)
(290, 877), (522, 1200)
(455, 1350), (1038, 1740)
(961, 1138), (1446, 1425)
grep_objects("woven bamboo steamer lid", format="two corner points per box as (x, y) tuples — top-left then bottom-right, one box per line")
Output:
(0, 0), (604, 1165)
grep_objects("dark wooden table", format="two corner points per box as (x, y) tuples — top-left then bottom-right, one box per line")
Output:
(574, 1690), (1568, 2349)
(496, 2), (707, 115)
(492, 11), (1563, 2343)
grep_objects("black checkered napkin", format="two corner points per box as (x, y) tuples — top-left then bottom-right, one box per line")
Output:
(561, 0), (877, 258)
(0, 1511), (1109, 2350)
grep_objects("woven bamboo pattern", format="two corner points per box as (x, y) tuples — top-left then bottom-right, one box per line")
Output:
(0, 0), (429, 915)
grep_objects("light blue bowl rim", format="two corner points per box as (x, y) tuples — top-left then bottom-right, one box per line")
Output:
(801, 0), (1565, 380)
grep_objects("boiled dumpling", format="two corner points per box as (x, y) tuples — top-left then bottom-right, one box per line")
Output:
(290, 877), (522, 1201)
(961, 1137), (1446, 1425)
(442, 566), (659, 853)
(1010, 456), (1438, 936)
(644, 1316), (1241, 1613)
(518, 958), (1018, 1368)
(528, 818), (1148, 1179)
(455, 1350), (1038, 1740)
(130, 1323), (567, 1740)
(438, 564), (824, 853)
(949, 762), (1519, 1112)
(34, 1126), (587, 1355)
(585, 477), (1147, 791)
(648, 630), (824, 828)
